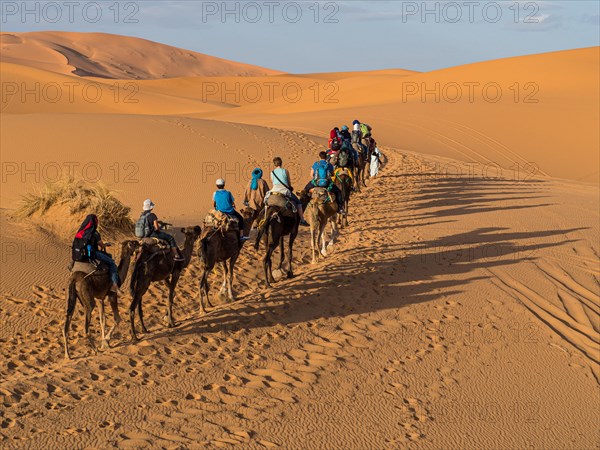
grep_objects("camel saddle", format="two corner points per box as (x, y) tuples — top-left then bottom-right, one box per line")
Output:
(139, 237), (170, 249)
(68, 261), (108, 275)
(265, 192), (296, 218)
(202, 210), (239, 237)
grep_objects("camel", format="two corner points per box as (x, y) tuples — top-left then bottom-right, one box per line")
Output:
(334, 171), (353, 228)
(254, 196), (300, 288)
(198, 208), (253, 314)
(353, 142), (368, 189)
(303, 188), (339, 264)
(63, 240), (139, 359)
(128, 226), (201, 342)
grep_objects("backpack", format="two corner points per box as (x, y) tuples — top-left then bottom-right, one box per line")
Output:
(360, 123), (371, 137)
(135, 212), (152, 238)
(314, 161), (331, 187)
(338, 150), (349, 168)
(71, 237), (89, 262)
(330, 137), (341, 151)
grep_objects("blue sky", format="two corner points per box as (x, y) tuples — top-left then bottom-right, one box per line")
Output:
(1, 1), (598, 72)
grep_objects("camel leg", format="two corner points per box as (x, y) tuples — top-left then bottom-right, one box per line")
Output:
(278, 238), (285, 272)
(199, 269), (208, 314)
(329, 219), (339, 249)
(166, 274), (178, 328)
(344, 198), (349, 228)
(84, 299), (97, 355)
(287, 232), (296, 279)
(128, 305), (139, 343)
(105, 292), (121, 343)
(98, 297), (108, 350)
(218, 262), (229, 299)
(129, 294), (141, 343)
(268, 241), (278, 285)
(137, 295), (148, 334)
(63, 279), (78, 360)
(320, 221), (328, 257)
(129, 277), (150, 342)
(227, 256), (237, 301)
(264, 249), (272, 287)
(310, 225), (318, 264)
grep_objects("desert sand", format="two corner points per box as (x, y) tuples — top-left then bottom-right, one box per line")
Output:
(0, 32), (598, 449)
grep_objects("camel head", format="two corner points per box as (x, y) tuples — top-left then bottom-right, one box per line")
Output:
(120, 239), (140, 258)
(309, 187), (331, 204)
(181, 225), (202, 242)
(240, 207), (254, 237)
(179, 226), (202, 267)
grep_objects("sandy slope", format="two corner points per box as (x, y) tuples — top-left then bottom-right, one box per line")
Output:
(1, 32), (599, 449)
(0, 31), (283, 79)
(1, 149), (598, 449)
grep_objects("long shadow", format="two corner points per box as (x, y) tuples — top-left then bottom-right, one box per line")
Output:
(117, 171), (572, 345)
(132, 230), (571, 345)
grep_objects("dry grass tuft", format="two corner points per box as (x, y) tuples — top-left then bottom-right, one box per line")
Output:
(14, 177), (133, 234)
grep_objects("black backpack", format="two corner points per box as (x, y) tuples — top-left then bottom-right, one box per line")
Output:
(331, 138), (341, 151)
(72, 238), (89, 262)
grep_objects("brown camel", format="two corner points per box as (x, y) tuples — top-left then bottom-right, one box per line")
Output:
(254, 198), (300, 288)
(198, 208), (253, 313)
(63, 240), (139, 359)
(303, 188), (339, 264)
(334, 171), (353, 228)
(353, 142), (368, 189)
(128, 226), (201, 342)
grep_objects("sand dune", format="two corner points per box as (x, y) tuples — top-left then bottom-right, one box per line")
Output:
(0, 32), (598, 449)
(1, 31), (283, 79)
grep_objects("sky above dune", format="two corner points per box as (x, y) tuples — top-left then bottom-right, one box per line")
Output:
(1, 1), (598, 72)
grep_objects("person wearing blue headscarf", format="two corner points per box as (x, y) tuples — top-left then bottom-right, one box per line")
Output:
(244, 167), (270, 211)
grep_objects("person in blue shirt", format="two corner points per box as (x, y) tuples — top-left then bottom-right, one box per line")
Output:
(303, 151), (345, 213)
(213, 179), (249, 241)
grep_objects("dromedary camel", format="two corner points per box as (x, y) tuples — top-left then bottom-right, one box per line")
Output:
(334, 171), (353, 228)
(254, 195), (300, 287)
(353, 142), (368, 189)
(303, 188), (339, 264)
(128, 226), (201, 342)
(63, 240), (139, 359)
(198, 209), (253, 313)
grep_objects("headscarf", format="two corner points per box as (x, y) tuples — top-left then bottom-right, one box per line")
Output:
(250, 168), (263, 190)
(75, 214), (98, 241)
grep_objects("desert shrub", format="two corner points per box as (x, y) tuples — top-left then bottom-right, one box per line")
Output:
(14, 177), (133, 234)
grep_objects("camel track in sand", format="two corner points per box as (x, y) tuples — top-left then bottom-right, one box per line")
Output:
(1, 147), (598, 449)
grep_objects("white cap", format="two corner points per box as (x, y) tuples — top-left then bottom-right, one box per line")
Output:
(216, 178), (225, 186)
(143, 199), (155, 211)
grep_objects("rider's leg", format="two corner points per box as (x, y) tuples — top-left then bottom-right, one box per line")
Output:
(152, 231), (184, 261)
(231, 210), (248, 240)
(330, 184), (344, 210)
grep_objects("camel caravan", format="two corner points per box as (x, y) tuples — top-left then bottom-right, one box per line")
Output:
(63, 120), (383, 358)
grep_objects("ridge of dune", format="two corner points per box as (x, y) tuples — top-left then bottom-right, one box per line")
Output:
(0, 31), (284, 79)
(205, 47), (599, 183)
